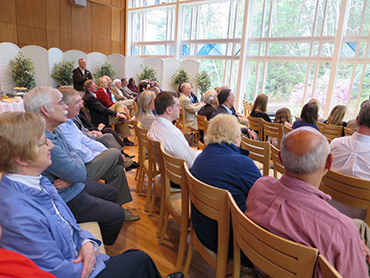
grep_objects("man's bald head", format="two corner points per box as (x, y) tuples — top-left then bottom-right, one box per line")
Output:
(280, 127), (330, 175)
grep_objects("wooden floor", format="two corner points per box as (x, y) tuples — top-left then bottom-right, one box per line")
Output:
(104, 135), (216, 278)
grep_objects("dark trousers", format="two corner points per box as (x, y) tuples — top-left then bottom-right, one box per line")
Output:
(96, 249), (162, 278)
(67, 178), (125, 245)
(102, 127), (125, 147)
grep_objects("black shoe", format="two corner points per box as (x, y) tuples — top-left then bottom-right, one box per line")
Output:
(122, 151), (135, 158)
(125, 162), (139, 171)
(123, 139), (134, 146)
(165, 272), (184, 278)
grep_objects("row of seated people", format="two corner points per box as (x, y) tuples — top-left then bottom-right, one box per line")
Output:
(141, 90), (370, 277)
(0, 86), (183, 277)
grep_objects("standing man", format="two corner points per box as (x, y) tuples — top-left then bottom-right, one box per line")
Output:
(178, 83), (204, 130)
(72, 58), (92, 92)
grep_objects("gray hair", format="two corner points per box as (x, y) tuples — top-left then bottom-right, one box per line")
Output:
(205, 114), (240, 145)
(112, 79), (121, 86)
(24, 86), (61, 113)
(202, 90), (217, 105)
(280, 127), (330, 175)
(358, 100), (370, 128)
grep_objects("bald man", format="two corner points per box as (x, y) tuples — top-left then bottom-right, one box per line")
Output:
(245, 127), (368, 277)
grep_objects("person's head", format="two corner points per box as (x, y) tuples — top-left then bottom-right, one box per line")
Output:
(103, 76), (112, 88)
(129, 78), (136, 86)
(205, 114), (242, 147)
(84, 80), (97, 93)
(214, 86), (220, 94)
(121, 78), (128, 87)
(251, 94), (268, 114)
(220, 84), (230, 90)
(138, 80), (150, 93)
(326, 105), (347, 125)
(24, 87), (68, 131)
(217, 89), (234, 108)
(154, 91), (179, 121)
(0, 112), (54, 174)
(274, 108), (292, 125)
(97, 77), (108, 89)
(147, 86), (161, 95)
(202, 90), (218, 107)
(358, 100), (370, 128)
(58, 87), (83, 119)
(135, 91), (155, 119)
(78, 58), (86, 69)
(309, 98), (321, 110)
(180, 83), (192, 96)
(113, 79), (122, 88)
(300, 102), (318, 125)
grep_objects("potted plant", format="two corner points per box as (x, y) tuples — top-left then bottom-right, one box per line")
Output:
(138, 64), (158, 82)
(51, 60), (75, 87)
(10, 52), (36, 90)
(196, 70), (211, 97)
(94, 62), (116, 80)
(171, 68), (191, 87)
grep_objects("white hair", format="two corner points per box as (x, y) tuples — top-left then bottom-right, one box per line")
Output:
(24, 86), (61, 114)
(113, 79), (121, 86)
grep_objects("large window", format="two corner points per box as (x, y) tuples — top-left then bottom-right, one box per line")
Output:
(127, 0), (370, 118)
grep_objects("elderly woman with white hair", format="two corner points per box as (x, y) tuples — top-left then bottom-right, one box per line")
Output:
(190, 114), (261, 267)
(198, 89), (218, 120)
(111, 79), (135, 113)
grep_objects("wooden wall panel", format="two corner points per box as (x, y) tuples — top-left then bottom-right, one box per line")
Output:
(72, 2), (92, 36)
(0, 0), (17, 24)
(47, 30), (60, 48)
(60, 0), (72, 33)
(0, 23), (18, 43)
(92, 3), (111, 40)
(112, 0), (122, 8)
(111, 40), (121, 54)
(60, 32), (72, 51)
(92, 38), (111, 54)
(111, 8), (121, 41)
(72, 34), (92, 53)
(46, 0), (60, 31)
(17, 0), (46, 29)
(17, 26), (46, 47)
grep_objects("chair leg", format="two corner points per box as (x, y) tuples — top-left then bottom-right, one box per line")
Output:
(149, 185), (157, 215)
(175, 219), (189, 271)
(232, 241), (241, 278)
(156, 192), (166, 238)
(144, 173), (153, 212)
(134, 164), (141, 181)
(135, 168), (145, 193)
(183, 239), (193, 276)
(159, 210), (169, 244)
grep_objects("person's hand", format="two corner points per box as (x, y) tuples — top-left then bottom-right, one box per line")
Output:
(121, 154), (127, 162)
(248, 130), (257, 140)
(53, 179), (72, 190)
(90, 130), (102, 136)
(361, 241), (370, 263)
(72, 242), (96, 278)
(236, 112), (243, 118)
(97, 123), (105, 130)
(118, 113), (127, 120)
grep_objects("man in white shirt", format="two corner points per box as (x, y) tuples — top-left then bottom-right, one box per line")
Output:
(149, 91), (200, 168)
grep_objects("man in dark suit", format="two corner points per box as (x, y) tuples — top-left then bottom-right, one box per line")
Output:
(73, 58), (92, 91)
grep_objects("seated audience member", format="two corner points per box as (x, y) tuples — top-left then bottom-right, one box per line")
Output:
(268, 107), (292, 147)
(179, 83), (204, 129)
(72, 58), (92, 92)
(128, 77), (138, 93)
(134, 80), (151, 102)
(324, 104), (347, 127)
(210, 89), (256, 140)
(83, 80), (133, 146)
(250, 94), (271, 122)
(24, 87), (126, 245)
(245, 127), (369, 277)
(345, 100), (370, 131)
(191, 114), (261, 266)
(120, 78), (136, 98)
(111, 79), (135, 108)
(148, 91), (201, 168)
(198, 89), (218, 120)
(135, 90), (156, 129)
(309, 98), (325, 123)
(0, 112), (183, 278)
(292, 101), (320, 131)
(329, 101), (370, 219)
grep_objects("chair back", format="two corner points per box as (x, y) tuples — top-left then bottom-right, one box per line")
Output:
(241, 137), (271, 176)
(248, 116), (263, 138)
(343, 127), (355, 136)
(197, 115), (208, 150)
(270, 144), (284, 178)
(184, 163), (230, 277)
(228, 193), (318, 278)
(318, 255), (343, 278)
(243, 100), (253, 117)
(263, 120), (283, 149)
(284, 125), (293, 134)
(147, 135), (164, 174)
(320, 170), (370, 225)
(176, 105), (186, 134)
(135, 124), (149, 165)
(317, 122), (343, 142)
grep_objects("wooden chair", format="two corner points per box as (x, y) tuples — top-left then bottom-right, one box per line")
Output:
(263, 120), (283, 149)
(318, 255), (343, 278)
(344, 127), (355, 136)
(284, 125), (293, 134)
(320, 170), (370, 226)
(177, 105), (198, 142)
(241, 137), (272, 176)
(134, 124), (150, 194)
(145, 134), (161, 212)
(270, 144), (284, 178)
(247, 116), (263, 139)
(196, 115), (208, 150)
(228, 192), (318, 278)
(183, 163), (231, 278)
(160, 146), (190, 271)
(317, 122), (343, 142)
(243, 100), (253, 117)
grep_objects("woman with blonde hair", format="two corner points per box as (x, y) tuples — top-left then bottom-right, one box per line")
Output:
(250, 94), (271, 122)
(324, 105), (347, 127)
(135, 90), (156, 129)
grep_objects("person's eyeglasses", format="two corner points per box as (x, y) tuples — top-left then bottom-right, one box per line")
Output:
(38, 137), (49, 147)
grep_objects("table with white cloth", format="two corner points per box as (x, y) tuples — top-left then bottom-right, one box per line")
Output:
(0, 100), (25, 113)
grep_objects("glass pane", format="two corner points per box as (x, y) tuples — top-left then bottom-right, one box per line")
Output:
(183, 6), (192, 40)
(268, 42), (311, 56)
(248, 43), (259, 56)
(132, 12), (140, 42)
(198, 2), (230, 39)
(322, 0), (340, 36)
(270, 0), (316, 37)
(245, 60), (257, 102)
(358, 41), (367, 57)
(263, 0), (272, 37)
(251, 0), (263, 37)
(224, 60), (230, 86)
(144, 9), (169, 41)
(261, 42), (266, 56)
(362, 0), (370, 35)
(332, 63), (352, 107)
(321, 42), (334, 57)
(345, 0), (364, 36)
(144, 45), (166, 55)
(170, 44), (174, 55)
(315, 0), (325, 36)
(132, 45), (139, 55)
(182, 44), (190, 55)
(313, 62), (332, 111)
(312, 42), (319, 56)
(196, 44), (227, 56)
(341, 42), (357, 57)
(235, 44), (241, 56)
(236, 0), (245, 38)
(347, 64), (363, 120)
(230, 60), (239, 92)
(197, 59), (226, 89)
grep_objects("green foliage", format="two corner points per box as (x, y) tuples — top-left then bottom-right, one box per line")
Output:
(10, 52), (36, 90)
(138, 64), (158, 82)
(196, 70), (212, 96)
(171, 68), (191, 87)
(94, 62), (116, 80)
(51, 60), (74, 86)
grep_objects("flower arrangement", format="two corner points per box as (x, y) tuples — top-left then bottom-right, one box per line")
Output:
(94, 62), (116, 80)
(171, 68), (191, 87)
(138, 64), (158, 82)
(10, 52), (36, 90)
(51, 60), (75, 86)
(196, 70), (211, 96)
